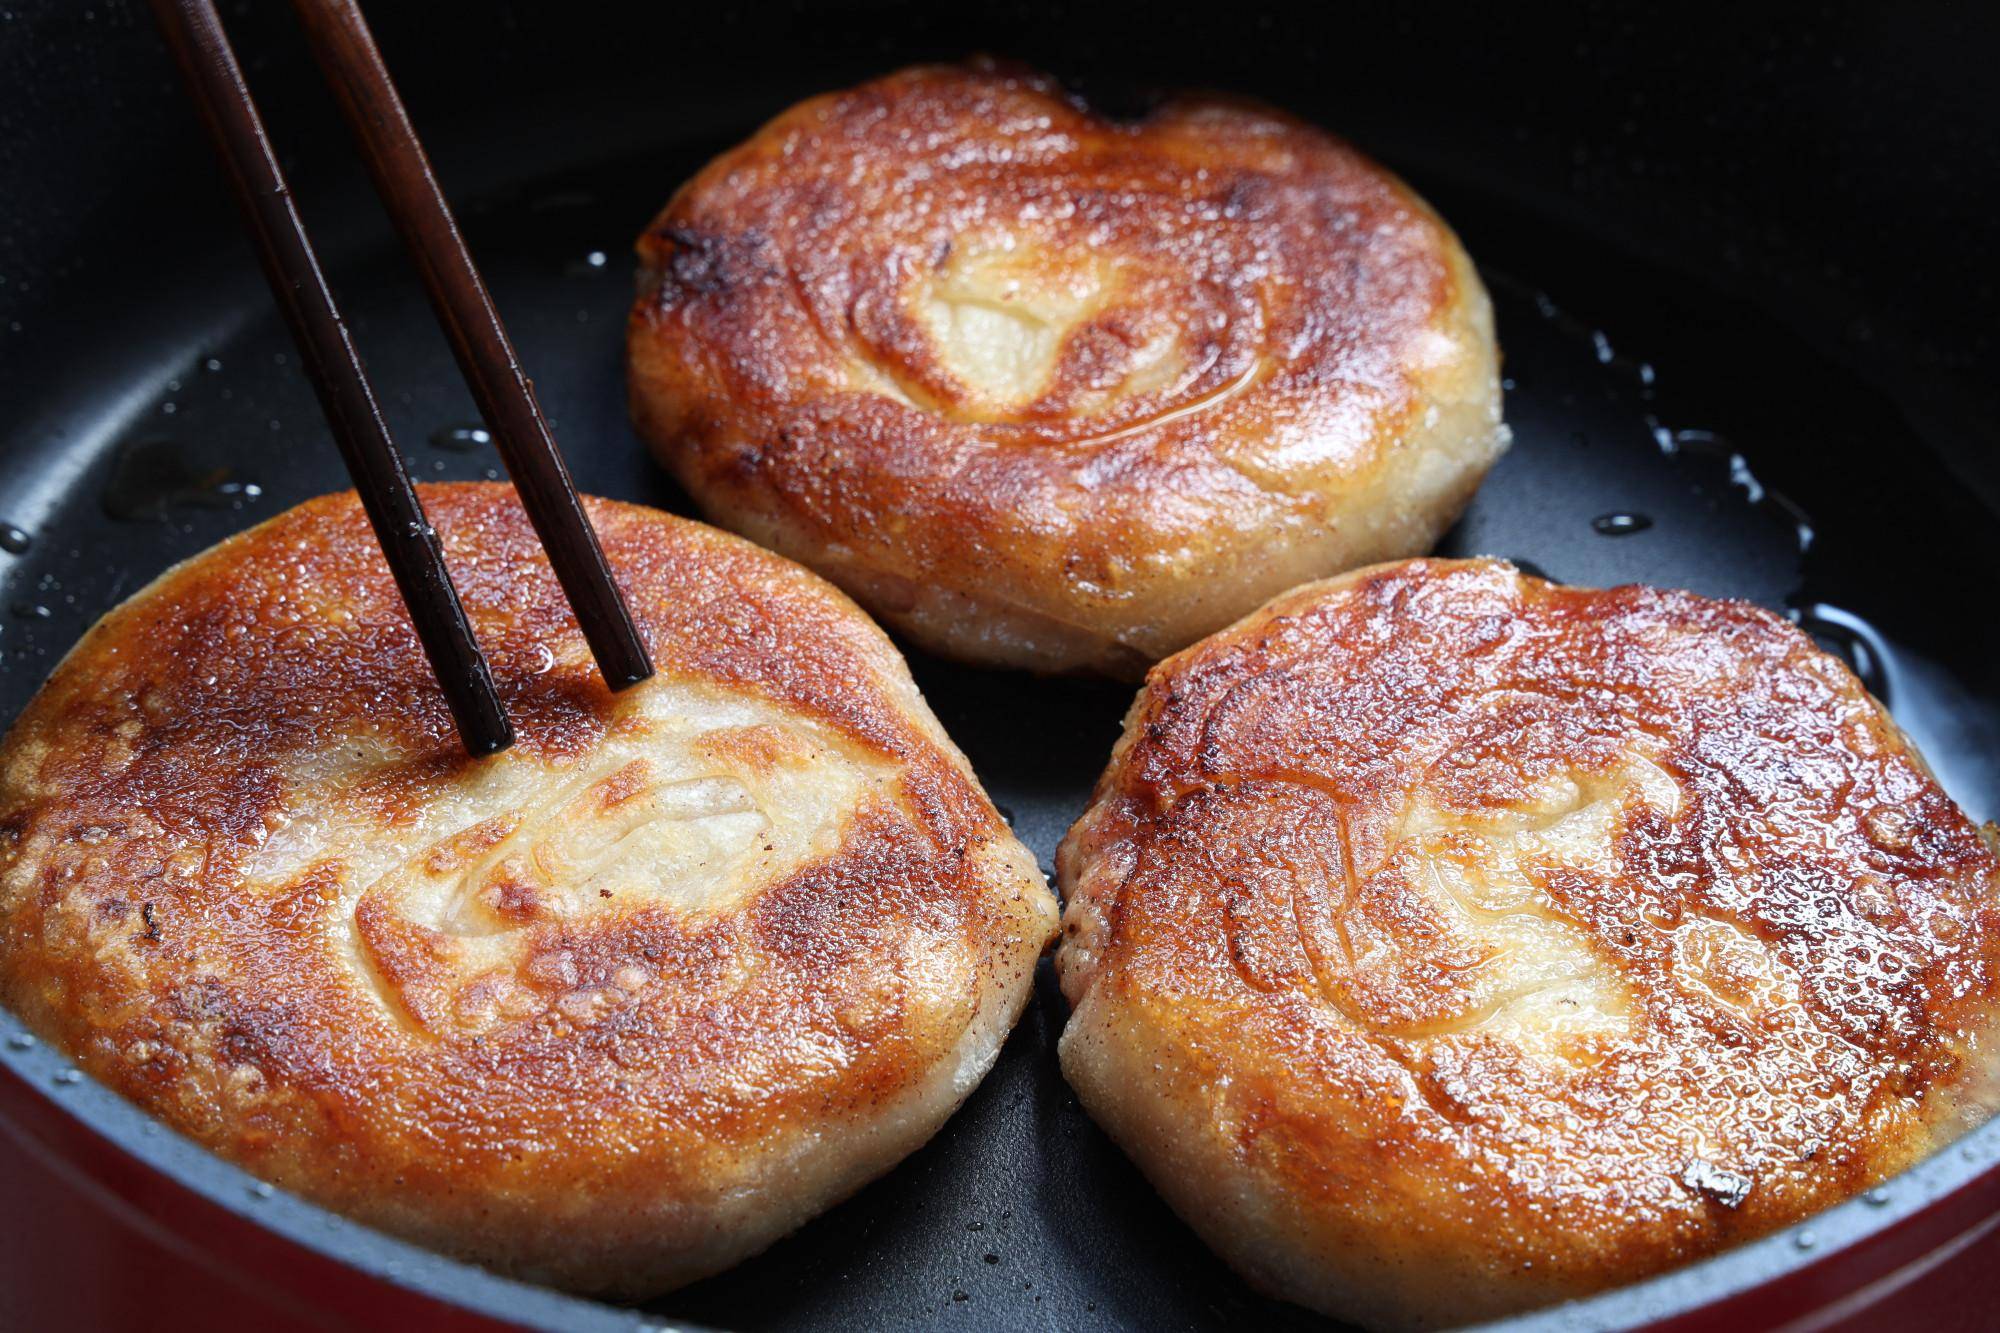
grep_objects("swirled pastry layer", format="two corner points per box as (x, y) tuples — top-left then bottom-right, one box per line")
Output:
(0, 484), (1056, 1295)
(629, 62), (1505, 675)
(1056, 558), (2000, 1328)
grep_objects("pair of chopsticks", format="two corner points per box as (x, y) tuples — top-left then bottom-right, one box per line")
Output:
(147, 0), (653, 756)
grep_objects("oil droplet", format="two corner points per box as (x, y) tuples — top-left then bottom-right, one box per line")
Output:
(5, 1032), (34, 1050)
(1768, 491), (1816, 553)
(430, 424), (492, 452)
(249, 1182), (275, 1200)
(103, 438), (264, 521)
(10, 600), (50, 619)
(1649, 425), (1815, 552)
(586, 250), (607, 268)
(1591, 512), (1653, 537)
(1793, 1229), (1817, 1251)
(52, 1069), (81, 1086)
(1727, 453), (1766, 504)
(1791, 604), (1893, 703)
(0, 523), (29, 554)
(1864, 1187), (1892, 1207)
(204, 357), (223, 372)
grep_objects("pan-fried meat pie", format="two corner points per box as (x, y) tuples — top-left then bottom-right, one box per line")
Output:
(1056, 557), (2000, 1328)
(0, 483), (1057, 1296)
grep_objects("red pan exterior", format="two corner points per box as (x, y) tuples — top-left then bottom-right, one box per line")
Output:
(5, 1056), (1999, 1332)
(0, 1063), (512, 1333)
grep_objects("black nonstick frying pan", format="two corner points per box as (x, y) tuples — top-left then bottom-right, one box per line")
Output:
(3, 2), (1997, 1329)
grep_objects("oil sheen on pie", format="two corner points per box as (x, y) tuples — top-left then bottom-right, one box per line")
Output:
(1055, 557), (2000, 1328)
(0, 484), (1057, 1296)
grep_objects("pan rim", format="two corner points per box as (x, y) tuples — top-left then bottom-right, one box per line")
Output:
(8, 993), (2000, 1331)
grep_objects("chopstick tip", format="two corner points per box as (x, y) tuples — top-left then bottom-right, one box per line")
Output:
(604, 664), (654, 693)
(463, 724), (514, 758)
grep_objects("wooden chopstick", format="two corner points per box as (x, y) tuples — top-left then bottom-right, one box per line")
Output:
(288, 0), (655, 694)
(147, 0), (514, 757)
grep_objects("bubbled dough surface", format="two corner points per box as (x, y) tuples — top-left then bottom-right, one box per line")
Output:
(0, 484), (1057, 1296)
(1056, 558), (2000, 1328)
(629, 62), (1506, 675)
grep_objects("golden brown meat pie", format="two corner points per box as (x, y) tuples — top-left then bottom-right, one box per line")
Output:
(629, 62), (1505, 676)
(1056, 557), (2000, 1328)
(0, 483), (1056, 1296)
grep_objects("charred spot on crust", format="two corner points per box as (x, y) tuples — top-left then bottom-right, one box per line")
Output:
(646, 224), (779, 299)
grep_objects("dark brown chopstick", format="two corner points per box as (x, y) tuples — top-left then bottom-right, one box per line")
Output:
(147, 0), (513, 757)
(288, 0), (654, 693)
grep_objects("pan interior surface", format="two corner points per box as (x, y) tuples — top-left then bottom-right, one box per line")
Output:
(3, 15), (1998, 1332)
